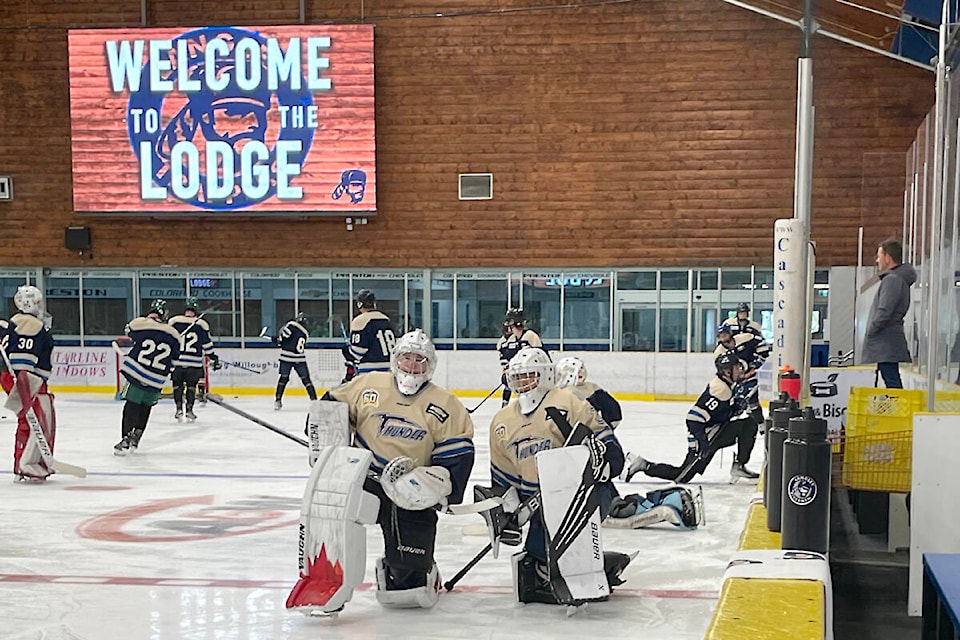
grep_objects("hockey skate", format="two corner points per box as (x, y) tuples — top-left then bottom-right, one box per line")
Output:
(185, 409), (197, 422)
(15, 473), (48, 484)
(174, 408), (183, 422)
(128, 429), (143, 453)
(620, 452), (650, 482)
(730, 461), (759, 484)
(113, 437), (132, 456)
(274, 399), (282, 411)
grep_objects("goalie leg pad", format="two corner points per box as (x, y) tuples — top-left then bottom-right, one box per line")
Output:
(306, 400), (351, 466)
(285, 446), (379, 615)
(536, 446), (608, 604)
(9, 378), (55, 479)
(375, 557), (441, 609)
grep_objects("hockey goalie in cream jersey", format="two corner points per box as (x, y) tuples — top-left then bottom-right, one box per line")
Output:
(287, 329), (475, 616)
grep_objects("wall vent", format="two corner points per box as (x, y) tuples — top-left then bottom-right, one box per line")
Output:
(458, 173), (493, 200)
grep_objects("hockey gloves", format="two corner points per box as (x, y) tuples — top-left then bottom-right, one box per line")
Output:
(381, 456), (452, 511)
(583, 435), (611, 483)
(209, 354), (223, 371)
(474, 485), (522, 559)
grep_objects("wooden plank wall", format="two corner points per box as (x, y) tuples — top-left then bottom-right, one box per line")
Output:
(0, 0), (933, 269)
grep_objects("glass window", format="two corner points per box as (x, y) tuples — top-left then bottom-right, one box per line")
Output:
(350, 276), (406, 333)
(188, 273), (236, 338)
(82, 273), (133, 337)
(431, 277), (454, 339)
(617, 271), (656, 290)
(455, 276), (508, 340)
(331, 276), (351, 340)
(0, 273), (30, 319)
(241, 273), (294, 341)
(721, 269), (752, 290)
(562, 273), (610, 345)
(755, 269), (774, 291)
(697, 269), (718, 290)
(522, 273), (561, 340)
(621, 307), (655, 351)
(660, 271), (689, 291)
(659, 308), (688, 352)
(140, 273), (187, 321)
(46, 275), (80, 336)
(406, 275), (424, 334)
(298, 275), (332, 338)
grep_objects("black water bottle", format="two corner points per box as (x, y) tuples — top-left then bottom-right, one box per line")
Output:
(780, 408), (832, 554)
(766, 400), (801, 531)
(763, 392), (794, 507)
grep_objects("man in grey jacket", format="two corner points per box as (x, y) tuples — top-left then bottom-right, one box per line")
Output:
(861, 238), (917, 388)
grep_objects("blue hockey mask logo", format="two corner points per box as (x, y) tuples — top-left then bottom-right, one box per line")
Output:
(126, 27), (315, 210)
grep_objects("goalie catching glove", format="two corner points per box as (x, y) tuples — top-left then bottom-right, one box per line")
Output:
(381, 456), (453, 511)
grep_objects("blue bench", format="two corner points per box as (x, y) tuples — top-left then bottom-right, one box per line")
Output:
(923, 553), (960, 639)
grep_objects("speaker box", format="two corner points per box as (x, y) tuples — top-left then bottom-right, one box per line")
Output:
(65, 226), (91, 251)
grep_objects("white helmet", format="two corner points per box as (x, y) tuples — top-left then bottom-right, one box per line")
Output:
(391, 329), (437, 396)
(555, 356), (587, 388)
(14, 285), (44, 317)
(507, 347), (555, 415)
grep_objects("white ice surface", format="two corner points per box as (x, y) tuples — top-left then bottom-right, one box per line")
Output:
(0, 392), (763, 640)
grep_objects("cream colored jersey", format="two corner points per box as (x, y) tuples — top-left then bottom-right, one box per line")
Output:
(489, 387), (612, 497)
(326, 371), (475, 475)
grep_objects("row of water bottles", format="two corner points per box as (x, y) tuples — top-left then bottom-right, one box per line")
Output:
(764, 380), (832, 554)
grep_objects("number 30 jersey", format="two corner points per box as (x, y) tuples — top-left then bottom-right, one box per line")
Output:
(122, 316), (181, 391)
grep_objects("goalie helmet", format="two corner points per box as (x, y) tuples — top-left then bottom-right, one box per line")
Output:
(555, 356), (587, 388)
(391, 328), (437, 396)
(357, 289), (376, 309)
(507, 347), (555, 415)
(503, 308), (525, 330)
(715, 350), (743, 382)
(14, 285), (44, 317)
(148, 299), (167, 320)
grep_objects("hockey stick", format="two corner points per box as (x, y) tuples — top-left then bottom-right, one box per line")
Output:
(444, 415), (591, 591)
(466, 383), (504, 414)
(219, 360), (263, 374)
(0, 347), (87, 478)
(207, 393), (309, 447)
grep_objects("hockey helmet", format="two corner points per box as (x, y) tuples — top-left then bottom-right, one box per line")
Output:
(391, 328), (437, 395)
(507, 347), (555, 415)
(717, 323), (734, 346)
(14, 285), (44, 317)
(184, 297), (199, 313)
(294, 311), (307, 324)
(736, 302), (750, 314)
(357, 289), (376, 309)
(555, 356), (587, 388)
(715, 350), (743, 381)
(148, 299), (167, 320)
(503, 307), (525, 329)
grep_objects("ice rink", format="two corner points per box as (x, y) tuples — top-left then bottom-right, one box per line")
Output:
(0, 391), (763, 640)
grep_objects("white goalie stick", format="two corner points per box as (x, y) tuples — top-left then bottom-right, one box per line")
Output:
(0, 347), (87, 478)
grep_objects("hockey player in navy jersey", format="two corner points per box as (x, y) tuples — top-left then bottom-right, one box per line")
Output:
(115, 300), (181, 455)
(715, 322), (769, 427)
(495, 308), (544, 407)
(273, 312), (317, 410)
(341, 289), (395, 382)
(622, 350), (759, 484)
(168, 298), (220, 422)
(2, 286), (57, 481)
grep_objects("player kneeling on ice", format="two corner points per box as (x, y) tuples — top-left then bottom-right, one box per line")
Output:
(480, 347), (632, 606)
(286, 329), (475, 616)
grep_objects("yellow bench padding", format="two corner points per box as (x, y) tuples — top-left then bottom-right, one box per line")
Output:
(704, 577), (825, 640)
(738, 501), (781, 551)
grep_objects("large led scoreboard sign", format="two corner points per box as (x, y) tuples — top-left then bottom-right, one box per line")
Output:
(67, 26), (376, 214)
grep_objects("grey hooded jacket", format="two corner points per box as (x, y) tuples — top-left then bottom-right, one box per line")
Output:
(861, 262), (917, 364)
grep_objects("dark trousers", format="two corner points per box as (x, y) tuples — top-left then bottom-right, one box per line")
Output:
(171, 366), (203, 410)
(276, 361), (317, 401)
(645, 418), (758, 483)
(364, 477), (437, 589)
(876, 362), (903, 389)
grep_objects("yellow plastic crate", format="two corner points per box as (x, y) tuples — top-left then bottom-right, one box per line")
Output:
(840, 430), (912, 493)
(846, 387), (925, 437)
